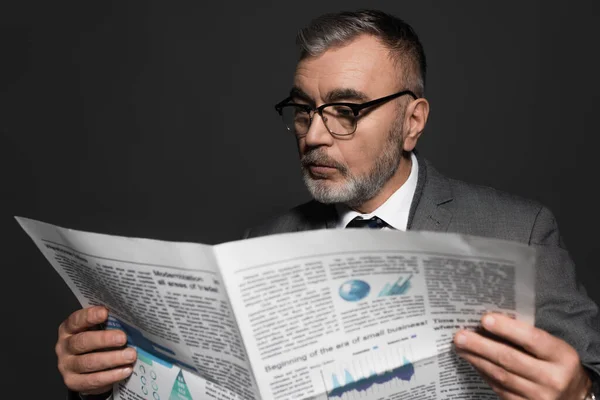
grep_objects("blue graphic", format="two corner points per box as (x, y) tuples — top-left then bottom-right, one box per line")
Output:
(378, 274), (413, 297)
(169, 370), (193, 399)
(328, 356), (414, 398)
(106, 316), (197, 372)
(339, 279), (370, 302)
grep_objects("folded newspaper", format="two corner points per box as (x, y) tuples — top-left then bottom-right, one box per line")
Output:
(17, 216), (535, 400)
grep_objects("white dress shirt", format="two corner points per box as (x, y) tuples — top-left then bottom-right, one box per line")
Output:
(335, 152), (418, 231)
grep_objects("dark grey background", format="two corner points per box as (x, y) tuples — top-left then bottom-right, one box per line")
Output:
(2, 1), (598, 398)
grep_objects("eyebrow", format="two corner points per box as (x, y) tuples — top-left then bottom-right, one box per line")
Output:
(289, 87), (314, 105)
(289, 86), (370, 105)
(325, 88), (370, 103)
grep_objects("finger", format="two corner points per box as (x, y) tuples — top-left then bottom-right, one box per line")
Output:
(477, 371), (528, 400)
(60, 306), (109, 336)
(479, 313), (571, 361)
(66, 329), (127, 355)
(457, 349), (539, 399)
(69, 347), (137, 374)
(63, 365), (133, 394)
(454, 329), (547, 382)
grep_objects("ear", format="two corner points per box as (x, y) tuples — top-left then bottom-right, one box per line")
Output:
(402, 98), (430, 151)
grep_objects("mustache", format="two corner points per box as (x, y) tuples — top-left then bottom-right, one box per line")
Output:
(301, 150), (348, 174)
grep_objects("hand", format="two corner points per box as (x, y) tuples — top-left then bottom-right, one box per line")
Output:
(453, 313), (591, 399)
(55, 306), (136, 395)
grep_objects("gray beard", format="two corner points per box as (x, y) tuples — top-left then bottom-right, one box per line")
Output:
(300, 118), (404, 208)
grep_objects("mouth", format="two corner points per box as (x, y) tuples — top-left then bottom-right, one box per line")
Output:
(306, 163), (338, 177)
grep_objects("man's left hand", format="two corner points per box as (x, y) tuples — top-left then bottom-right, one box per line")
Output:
(454, 313), (591, 399)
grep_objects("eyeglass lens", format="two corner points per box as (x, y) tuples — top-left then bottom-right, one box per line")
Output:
(281, 105), (356, 136)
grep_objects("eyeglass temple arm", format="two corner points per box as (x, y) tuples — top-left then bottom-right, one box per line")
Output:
(349, 90), (418, 113)
(274, 96), (293, 111)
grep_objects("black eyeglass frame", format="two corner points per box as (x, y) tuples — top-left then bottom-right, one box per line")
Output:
(274, 89), (418, 136)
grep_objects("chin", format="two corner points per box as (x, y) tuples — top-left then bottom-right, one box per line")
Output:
(304, 176), (355, 204)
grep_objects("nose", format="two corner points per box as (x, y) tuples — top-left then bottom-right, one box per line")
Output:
(302, 110), (334, 148)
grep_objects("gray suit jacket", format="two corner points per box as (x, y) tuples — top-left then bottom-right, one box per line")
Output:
(245, 153), (600, 377)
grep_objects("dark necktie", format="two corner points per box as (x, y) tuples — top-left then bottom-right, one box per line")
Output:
(345, 216), (388, 229)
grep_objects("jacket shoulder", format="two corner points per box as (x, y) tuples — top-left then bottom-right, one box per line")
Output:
(445, 175), (549, 243)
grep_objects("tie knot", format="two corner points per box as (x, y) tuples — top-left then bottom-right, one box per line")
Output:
(346, 216), (387, 229)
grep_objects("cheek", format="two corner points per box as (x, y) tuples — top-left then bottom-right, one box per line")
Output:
(337, 140), (376, 172)
(296, 139), (306, 156)
(340, 116), (394, 168)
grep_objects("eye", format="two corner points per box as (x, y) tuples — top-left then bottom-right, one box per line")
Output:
(332, 106), (354, 118)
(294, 114), (309, 123)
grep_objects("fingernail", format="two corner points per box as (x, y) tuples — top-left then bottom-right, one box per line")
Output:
(483, 315), (495, 328)
(113, 333), (126, 346)
(93, 307), (105, 321)
(122, 366), (133, 376)
(124, 348), (136, 362)
(456, 334), (467, 346)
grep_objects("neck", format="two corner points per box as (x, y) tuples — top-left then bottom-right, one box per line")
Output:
(351, 153), (412, 214)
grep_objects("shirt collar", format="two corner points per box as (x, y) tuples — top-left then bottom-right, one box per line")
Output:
(335, 152), (419, 231)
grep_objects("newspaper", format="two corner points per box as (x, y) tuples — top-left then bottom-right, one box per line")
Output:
(17, 216), (535, 400)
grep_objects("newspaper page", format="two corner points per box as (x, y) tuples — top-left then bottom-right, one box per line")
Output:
(215, 229), (535, 400)
(16, 217), (257, 400)
(17, 217), (535, 400)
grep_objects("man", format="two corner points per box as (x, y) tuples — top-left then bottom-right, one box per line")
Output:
(57, 9), (600, 400)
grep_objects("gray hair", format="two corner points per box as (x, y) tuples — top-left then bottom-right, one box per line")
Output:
(296, 9), (426, 97)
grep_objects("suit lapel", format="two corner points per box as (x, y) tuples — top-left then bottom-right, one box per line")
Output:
(324, 210), (338, 229)
(293, 202), (337, 232)
(407, 152), (454, 233)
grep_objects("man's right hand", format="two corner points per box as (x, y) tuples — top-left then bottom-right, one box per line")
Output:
(56, 306), (136, 395)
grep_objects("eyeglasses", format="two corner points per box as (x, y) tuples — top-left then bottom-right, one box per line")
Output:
(274, 90), (417, 137)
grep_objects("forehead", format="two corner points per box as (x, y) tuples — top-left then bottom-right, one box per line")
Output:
(293, 35), (398, 100)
